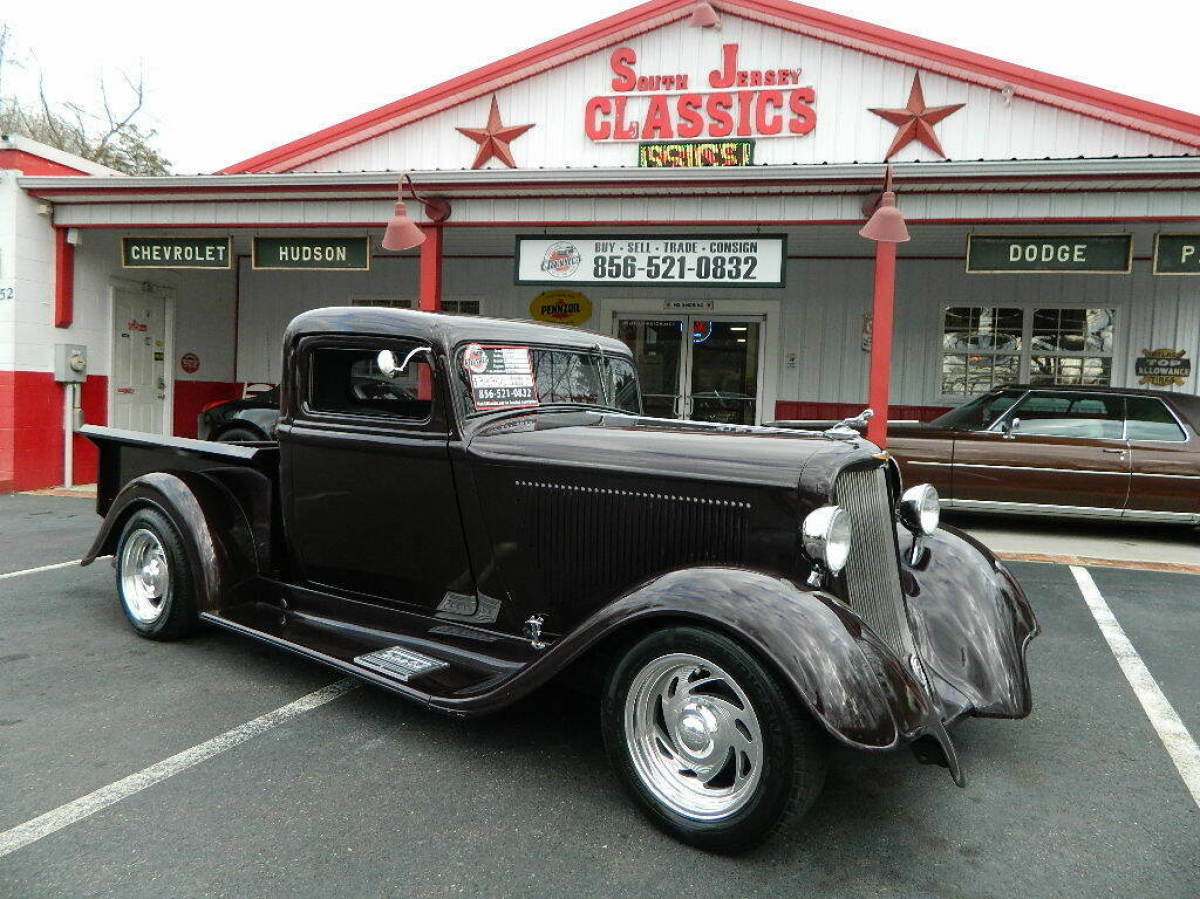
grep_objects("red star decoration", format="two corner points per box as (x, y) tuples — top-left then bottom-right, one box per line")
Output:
(455, 95), (535, 170)
(869, 73), (965, 161)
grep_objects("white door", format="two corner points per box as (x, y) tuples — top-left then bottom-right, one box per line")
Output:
(112, 287), (169, 433)
(615, 313), (766, 424)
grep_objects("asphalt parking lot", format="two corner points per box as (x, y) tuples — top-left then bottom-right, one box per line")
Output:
(1, 493), (1197, 898)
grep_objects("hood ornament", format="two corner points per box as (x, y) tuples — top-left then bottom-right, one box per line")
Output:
(825, 408), (874, 438)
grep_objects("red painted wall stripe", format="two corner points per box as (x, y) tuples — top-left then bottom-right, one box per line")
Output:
(54, 228), (74, 328)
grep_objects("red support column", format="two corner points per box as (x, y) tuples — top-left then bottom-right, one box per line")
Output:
(54, 227), (75, 328)
(418, 225), (443, 312)
(865, 240), (897, 448)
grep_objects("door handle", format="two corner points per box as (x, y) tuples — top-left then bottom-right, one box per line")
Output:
(1101, 448), (1127, 456)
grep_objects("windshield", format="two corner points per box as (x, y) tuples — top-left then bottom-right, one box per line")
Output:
(930, 388), (1026, 430)
(454, 344), (642, 417)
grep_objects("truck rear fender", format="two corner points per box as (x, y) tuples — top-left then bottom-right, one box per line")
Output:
(82, 471), (261, 612)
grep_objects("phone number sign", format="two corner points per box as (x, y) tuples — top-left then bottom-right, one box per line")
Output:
(515, 235), (786, 287)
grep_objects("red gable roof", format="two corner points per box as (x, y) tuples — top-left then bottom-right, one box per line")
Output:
(219, 0), (1200, 174)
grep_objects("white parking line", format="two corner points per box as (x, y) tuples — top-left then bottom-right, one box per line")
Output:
(0, 678), (358, 858)
(1071, 566), (1200, 811)
(0, 559), (85, 579)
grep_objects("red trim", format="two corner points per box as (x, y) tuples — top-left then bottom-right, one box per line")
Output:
(419, 226), (444, 311)
(54, 228), (74, 328)
(218, 0), (1200, 174)
(865, 240), (896, 447)
(0, 148), (91, 176)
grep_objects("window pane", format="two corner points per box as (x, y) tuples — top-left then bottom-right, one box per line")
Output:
(941, 355), (967, 394)
(1125, 397), (1186, 442)
(1085, 309), (1115, 352)
(1011, 391), (1123, 439)
(309, 347), (433, 420)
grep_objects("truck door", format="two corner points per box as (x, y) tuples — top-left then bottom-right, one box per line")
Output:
(280, 337), (476, 614)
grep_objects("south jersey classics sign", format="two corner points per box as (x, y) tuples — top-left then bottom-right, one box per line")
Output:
(515, 235), (786, 287)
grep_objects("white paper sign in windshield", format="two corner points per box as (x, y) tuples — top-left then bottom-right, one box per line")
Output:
(464, 344), (538, 410)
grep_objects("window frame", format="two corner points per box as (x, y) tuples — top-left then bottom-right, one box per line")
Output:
(1123, 396), (1190, 444)
(938, 304), (1118, 402)
(296, 335), (445, 433)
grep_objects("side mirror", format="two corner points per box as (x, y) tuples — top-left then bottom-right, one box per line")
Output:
(376, 347), (431, 379)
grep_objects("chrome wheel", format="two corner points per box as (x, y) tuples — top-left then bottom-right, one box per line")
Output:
(624, 652), (763, 821)
(119, 528), (170, 624)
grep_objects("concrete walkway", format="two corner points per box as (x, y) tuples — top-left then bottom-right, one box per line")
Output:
(948, 513), (1200, 573)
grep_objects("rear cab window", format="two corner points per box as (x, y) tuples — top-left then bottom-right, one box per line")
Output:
(1125, 397), (1187, 442)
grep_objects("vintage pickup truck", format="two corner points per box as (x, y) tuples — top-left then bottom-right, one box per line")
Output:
(83, 307), (1037, 851)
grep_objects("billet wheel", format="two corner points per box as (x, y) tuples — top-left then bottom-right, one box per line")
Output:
(114, 508), (199, 640)
(602, 626), (827, 852)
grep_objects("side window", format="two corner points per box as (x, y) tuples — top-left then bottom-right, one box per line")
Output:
(1010, 392), (1123, 439)
(308, 345), (434, 421)
(1125, 397), (1186, 442)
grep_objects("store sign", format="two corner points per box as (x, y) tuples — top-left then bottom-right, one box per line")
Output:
(1153, 235), (1200, 275)
(1135, 349), (1191, 387)
(529, 290), (592, 325)
(122, 237), (231, 269)
(515, 235), (786, 287)
(638, 139), (754, 167)
(585, 44), (816, 144)
(253, 236), (369, 270)
(966, 235), (1132, 274)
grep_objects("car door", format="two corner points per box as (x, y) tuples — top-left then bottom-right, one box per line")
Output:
(952, 390), (1130, 514)
(280, 336), (477, 613)
(1124, 395), (1200, 520)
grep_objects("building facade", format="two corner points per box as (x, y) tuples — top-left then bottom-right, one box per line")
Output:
(3, 0), (1200, 491)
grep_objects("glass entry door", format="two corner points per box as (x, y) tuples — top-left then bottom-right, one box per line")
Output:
(615, 314), (764, 424)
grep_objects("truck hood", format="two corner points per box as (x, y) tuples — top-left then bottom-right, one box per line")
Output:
(464, 410), (882, 491)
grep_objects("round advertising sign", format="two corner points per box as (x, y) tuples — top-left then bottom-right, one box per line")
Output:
(529, 290), (592, 326)
(180, 352), (200, 374)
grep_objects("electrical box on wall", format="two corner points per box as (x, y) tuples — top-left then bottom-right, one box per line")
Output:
(54, 344), (88, 383)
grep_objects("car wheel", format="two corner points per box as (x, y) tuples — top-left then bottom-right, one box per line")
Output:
(215, 425), (264, 443)
(115, 508), (200, 640)
(601, 625), (827, 852)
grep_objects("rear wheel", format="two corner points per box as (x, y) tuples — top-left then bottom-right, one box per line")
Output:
(115, 508), (199, 640)
(215, 425), (264, 443)
(601, 626), (827, 852)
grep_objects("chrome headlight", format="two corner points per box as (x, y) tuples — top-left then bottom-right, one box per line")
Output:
(801, 505), (852, 577)
(899, 484), (940, 535)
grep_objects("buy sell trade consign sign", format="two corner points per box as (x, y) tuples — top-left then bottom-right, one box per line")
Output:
(515, 235), (786, 287)
(966, 235), (1133, 274)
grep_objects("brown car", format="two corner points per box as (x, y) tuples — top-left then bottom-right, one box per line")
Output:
(884, 386), (1200, 524)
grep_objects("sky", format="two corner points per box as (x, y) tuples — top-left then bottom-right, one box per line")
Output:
(2, 0), (1197, 174)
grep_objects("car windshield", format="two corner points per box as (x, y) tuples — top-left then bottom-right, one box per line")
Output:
(931, 388), (1026, 430)
(454, 344), (642, 417)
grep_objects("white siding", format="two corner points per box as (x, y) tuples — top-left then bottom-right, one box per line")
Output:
(298, 13), (1195, 174)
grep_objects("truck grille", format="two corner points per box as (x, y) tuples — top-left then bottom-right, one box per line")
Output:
(835, 466), (913, 659)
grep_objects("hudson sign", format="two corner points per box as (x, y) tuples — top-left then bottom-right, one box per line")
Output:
(584, 44), (816, 143)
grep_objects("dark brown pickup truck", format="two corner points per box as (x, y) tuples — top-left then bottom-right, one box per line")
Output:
(82, 307), (1037, 851)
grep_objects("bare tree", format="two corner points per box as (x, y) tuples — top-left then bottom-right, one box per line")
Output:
(0, 24), (171, 175)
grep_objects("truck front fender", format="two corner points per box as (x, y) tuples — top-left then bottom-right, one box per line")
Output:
(434, 566), (934, 752)
(82, 471), (260, 612)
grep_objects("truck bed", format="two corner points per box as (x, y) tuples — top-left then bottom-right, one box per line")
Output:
(81, 425), (279, 515)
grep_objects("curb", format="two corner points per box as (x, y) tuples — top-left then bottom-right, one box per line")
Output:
(998, 552), (1200, 575)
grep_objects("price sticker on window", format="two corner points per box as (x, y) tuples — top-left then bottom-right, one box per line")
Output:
(464, 344), (539, 410)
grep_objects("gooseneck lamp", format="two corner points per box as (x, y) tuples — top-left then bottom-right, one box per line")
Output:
(381, 174), (451, 252)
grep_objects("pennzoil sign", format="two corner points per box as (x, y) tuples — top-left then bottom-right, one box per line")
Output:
(529, 290), (592, 326)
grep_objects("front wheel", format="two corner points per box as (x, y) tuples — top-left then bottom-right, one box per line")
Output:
(115, 508), (200, 640)
(601, 626), (827, 852)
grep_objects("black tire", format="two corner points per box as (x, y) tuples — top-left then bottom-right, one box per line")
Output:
(215, 425), (264, 443)
(601, 625), (827, 853)
(114, 507), (200, 640)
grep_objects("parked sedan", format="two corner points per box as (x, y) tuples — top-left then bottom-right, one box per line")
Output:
(884, 386), (1200, 524)
(196, 387), (280, 442)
